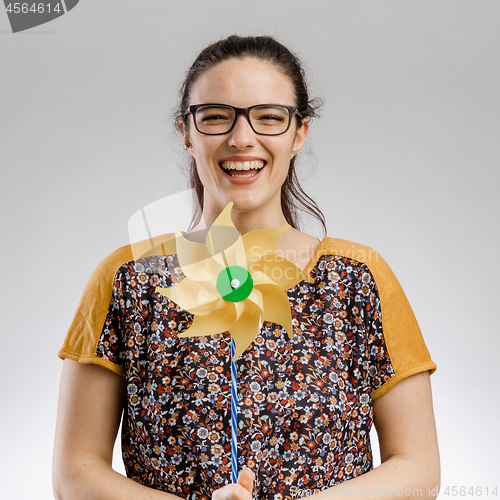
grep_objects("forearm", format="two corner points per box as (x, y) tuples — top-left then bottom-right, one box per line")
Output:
(304, 456), (440, 499)
(53, 455), (184, 500)
(53, 361), (179, 499)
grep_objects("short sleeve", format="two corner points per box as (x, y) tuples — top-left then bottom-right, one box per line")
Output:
(318, 238), (437, 400)
(57, 245), (135, 375)
(58, 234), (177, 374)
(364, 249), (436, 399)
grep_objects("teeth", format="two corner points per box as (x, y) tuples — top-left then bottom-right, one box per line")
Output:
(220, 160), (265, 171)
(231, 173), (257, 178)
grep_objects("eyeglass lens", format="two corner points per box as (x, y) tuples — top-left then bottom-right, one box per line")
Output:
(195, 105), (290, 135)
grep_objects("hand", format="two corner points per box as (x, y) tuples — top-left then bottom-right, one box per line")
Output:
(212, 468), (254, 500)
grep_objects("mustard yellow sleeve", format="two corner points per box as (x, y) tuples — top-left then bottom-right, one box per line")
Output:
(58, 234), (176, 375)
(365, 249), (436, 399)
(57, 244), (135, 375)
(319, 238), (437, 400)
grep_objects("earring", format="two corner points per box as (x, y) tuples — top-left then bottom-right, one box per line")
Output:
(184, 144), (190, 150)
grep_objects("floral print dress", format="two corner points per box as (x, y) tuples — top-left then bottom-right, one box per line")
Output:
(59, 236), (436, 500)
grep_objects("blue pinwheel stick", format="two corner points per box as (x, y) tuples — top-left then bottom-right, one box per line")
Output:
(213, 250), (238, 483)
(230, 336), (238, 484)
(221, 252), (239, 484)
(155, 207), (313, 486)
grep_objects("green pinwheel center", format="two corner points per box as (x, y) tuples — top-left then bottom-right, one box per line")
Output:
(216, 265), (253, 303)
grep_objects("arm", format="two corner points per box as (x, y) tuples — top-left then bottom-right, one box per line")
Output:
(53, 359), (185, 500)
(308, 371), (440, 499)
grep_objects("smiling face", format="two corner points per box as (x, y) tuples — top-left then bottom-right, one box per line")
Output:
(180, 57), (309, 227)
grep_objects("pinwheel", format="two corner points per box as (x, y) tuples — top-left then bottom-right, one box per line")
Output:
(155, 202), (313, 482)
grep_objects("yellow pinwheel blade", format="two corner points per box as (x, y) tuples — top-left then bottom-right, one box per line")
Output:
(161, 202), (302, 361)
(247, 287), (264, 314)
(251, 270), (279, 287)
(174, 227), (206, 268)
(206, 203), (240, 257)
(178, 301), (241, 338)
(228, 299), (262, 360)
(255, 284), (294, 339)
(242, 225), (290, 270)
(156, 279), (219, 315)
(175, 228), (222, 284)
(204, 203), (247, 269)
(211, 202), (234, 228)
(219, 234), (247, 269)
(252, 253), (314, 289)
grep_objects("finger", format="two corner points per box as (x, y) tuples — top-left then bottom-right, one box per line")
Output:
(212, 483), (251, 500)
(237, 468), (254, 495)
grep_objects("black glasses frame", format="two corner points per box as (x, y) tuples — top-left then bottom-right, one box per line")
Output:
(184, 104), (303, 136)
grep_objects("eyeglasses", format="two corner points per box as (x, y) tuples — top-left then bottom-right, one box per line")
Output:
(185, 104), (302, 136)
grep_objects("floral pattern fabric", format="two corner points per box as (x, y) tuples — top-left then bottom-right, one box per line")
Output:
(95, 251), (397, 500)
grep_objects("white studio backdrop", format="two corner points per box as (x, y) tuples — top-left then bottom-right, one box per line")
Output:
(1, 1), (499, 498)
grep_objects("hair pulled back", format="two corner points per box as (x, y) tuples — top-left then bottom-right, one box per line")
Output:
(174, 34), (326, 234)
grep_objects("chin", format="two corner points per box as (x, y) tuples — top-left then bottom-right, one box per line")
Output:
(226, 196), (271, 214)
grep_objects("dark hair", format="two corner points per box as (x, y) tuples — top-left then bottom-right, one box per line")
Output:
(174, 34), (326, 234)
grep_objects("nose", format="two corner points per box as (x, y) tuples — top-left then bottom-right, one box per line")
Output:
(227, 114), (257, 149)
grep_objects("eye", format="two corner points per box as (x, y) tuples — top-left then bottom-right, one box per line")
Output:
(203, 114), (227, 120)
(257, 114), (285, 122)
(252, 106), (288, 124)
(201, 114), (230, 123)
(197, 106), (233, 124)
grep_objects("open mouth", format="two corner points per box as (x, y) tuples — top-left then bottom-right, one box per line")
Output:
(219, 160), (266, 178)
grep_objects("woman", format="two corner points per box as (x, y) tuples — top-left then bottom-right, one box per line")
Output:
(53, 35), (440, 500)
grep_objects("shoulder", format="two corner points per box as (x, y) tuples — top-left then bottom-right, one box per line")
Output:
(87, 233), (178, 287)
(316, 236), (409, 304)
(312, 237), (396, 286)
(57, 233), (178, 373)
(319, 237), (379, 260)
(73, 232), (178, 334)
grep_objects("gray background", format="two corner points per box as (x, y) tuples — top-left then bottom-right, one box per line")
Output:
(1, 1), (499, 497)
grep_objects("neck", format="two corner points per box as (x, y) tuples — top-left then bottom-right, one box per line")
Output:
(196, 196), (289, 234)
(189, 196), (322, 271)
